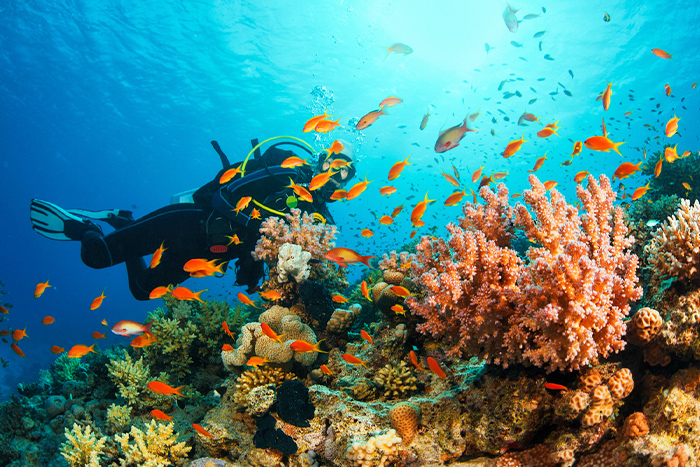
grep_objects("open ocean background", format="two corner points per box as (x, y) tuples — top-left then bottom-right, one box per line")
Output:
(1, 0), (699, 399)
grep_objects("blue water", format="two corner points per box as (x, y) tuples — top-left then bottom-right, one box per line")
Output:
(1, 0), (699, 397)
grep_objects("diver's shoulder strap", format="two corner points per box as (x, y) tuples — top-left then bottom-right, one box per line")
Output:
(211, 140), (231, 169)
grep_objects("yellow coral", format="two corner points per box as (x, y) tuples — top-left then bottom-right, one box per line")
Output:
(106, 349), (173, 411)
(373, 362), (418, 399)
(234, 367), (296, 406)
(61, 423), (106, 467)
(149, 316), (196, 379)
(113, 420), (191, 467)
(106, 403), (132, 433)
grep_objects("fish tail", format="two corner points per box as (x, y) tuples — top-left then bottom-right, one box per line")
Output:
(314, 339), (328, 353)
(195, 290), (208, 303)
(359, 255), (375, 268)
(144, 321), (154, 336)
(613, 142), (626, 156)
(174, 386), (185, 397)
(276, 333), (287, 344)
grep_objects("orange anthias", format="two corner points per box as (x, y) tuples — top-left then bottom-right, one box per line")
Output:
(11, 343), (25, 357)
(130, 333), (158, 348)
(361, 280), (372, 302)
(346, 175), (372, 200)
(379, 96), (403, 108)
(147, 381), (184, 397)
(665, 115), (681, 138)
(261, 322), (286, 344)
(602, 80), (613, 111)
(411, 192), (437, 225)
(281, 156), (309, 168)
(341, 353), (369, 368)
(324, 247), (375, 268)
(259, 290), (282, 301)
(90, 288), (107, 310)
(324, 140), (344, 156)
(237, 292), (260, 308)
(246, 356), (270, 368)
(42, 316), (55, 325)
(503, 135), (527, 158)
(222, 321), (234, 339)
(379, 186), (397, 196)
(379, 215), (394, 225)
(219, 166), (243, 184)
(150, 409), (172, 421)
(303, 111), (331, 132)
(471, 166), (485, 183)
(67, 344), (96, 358)
(360, 329), (373, 345)
(150, 242), (167, 269)
(356, 108), (385, 130)
(654, 158), (663, 177)
(233, 196), (252, 215)
(361, 229), (373, 238)
(528, 155), (548, 173)
(409, 350), (427, 371)
(286, 179), (313, 203)
(12, 327), (27, 342)
(574, 171), (590, 184)
(584, 136), (625, 155)
(290, 339), (327, 354)
(149, 285), (172, 300)
(171, 286), (207, 303)
(632, 183), (651, 201)
(427, 357), (446, 379)
(34, 280), (51, 298)
(388, 156), (411, 180)
(613, 161), (643, 181)
(444, 189), (466, 207)
(651, 48), (673, 59)
(192, 423), (214, 438)
(309, 169), (337, 191)
(434, 115), (478, 153)
(441, 170), (460, 187)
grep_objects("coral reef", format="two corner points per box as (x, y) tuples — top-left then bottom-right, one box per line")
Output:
(346, 429), (403, 467)
(277, 242), (312, 283)
(106, 349), (173, 412)
(233, 367), (296, 406)
(60, 423), (106, 467)
(106, 403), (132, 433)
(406, 175), (642, 372)
(373, 361), (418, 400)
(113, 420), (191, 466)
(388, 401), (420, 444)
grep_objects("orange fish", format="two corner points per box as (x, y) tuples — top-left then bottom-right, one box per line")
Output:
(444, 189), (466, 207)
(427, 357), (446, 379)
(67, 344), (96, 358)
(237, 292), (260, 308)
(379, 96), (403, 108)
(665, 83), (672, 96)
(602, 80), (613, 111)
(92, 331), (106, 340)
(0, 330), (9, 337)
(522, 112), (539, 123)
(314, 118), (341, 133)
(330, 190), (348, 201)
(683, 182), (692, 191)
(0, 306), (7, 314)
(261, 322), (286, 344)
(441, 170), (460, 187)
(303, 111), (331, 132)
(632, 183), (651, 201)
(602, 117), (608, 137)
(324, 140), (345, 157)
(341, 353), (369, 368)
(356, 109), (385, 130)
(42, 316), (55, 325)
(332, 294), (349, 303)
(411, 192), (436, 225)
(324, 247), (374, 268)
(12, 327), (27, 342)
(130, 333), (158, 348)
(90, 288), (107, 310)
(574, 170), (590, 184)
(379, 186), (397, 196)
(330, 158), (352, 170)
(528, 155), (548, 173)
(309, 169), (337, 191)
(147, 381), (184, 397)
(379, 215), (394, 225)
(286, 179), (313, 203)
(651, 48), (673, 59)
(360, 329), (373, 345)
(664, 145), (679, 163)
(392, 304), (407, 316)
(281, 156), (309, 168)
(654, 158), (663, 177)
(409, 350), (427, 371)
(250, 208), (261, 220)
(493, 171), (509, 180)
(434, 115), (478, 153)
(192, 423), (214, 438)
(150, 242), (167, 269)
(150, 409), (173, 421)
(388, 156), (411, 180)
(390, 286), (411, 297)
(471, 166), (485, 183)
(361, 280), (372, 302)
(665, 115), (680, 138)
(290, 339), (327, 354)
(172, 286), (207, 303)
(11, 343), (24, 357)
(320, 364), (333, 375)
(571, 141), (583, 157)
(246, 356), (270, 368)
(584, 136), (625, 155)
(34, 280), (51, 298)
(536, 126), (558, 138)
(391, 204), (404, 217)
(544, 382), (568, 391)
(360, 229), (374, 238)
(384, 42), (413, 58)
(149, 285), (172, 300)
(111, 320), (153, 337)
(221, 344), (234, 351)
(50, 345), (64, 354)
(259, 290), (282, 301)
(613, 161), (643, 181)
(543, 181), (558, 191)
(346, 175), (372, 200)
(222, 321), (235, 339)
(503, 135), (527, 158)
(233, 196), (252, 215)
(219, 166), (243, 184)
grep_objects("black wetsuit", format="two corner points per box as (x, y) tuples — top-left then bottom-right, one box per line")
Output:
(80, 145), (334, 300)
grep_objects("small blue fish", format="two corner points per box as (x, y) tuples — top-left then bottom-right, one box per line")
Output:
(503, 116), (510, 122)
(523, 13), (540, 20)
(569, 69), (574, 78)
(539, 41), (543, 51)
(533, 30), (546, 38)
(528, 98), (537, 104)
(485, 43), (494, 54)
(510, 41), (523, 48)
(564, 90), (573, 97)
(544, 54), (554, 60)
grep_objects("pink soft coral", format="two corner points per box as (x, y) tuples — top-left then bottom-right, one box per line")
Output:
(406, 175), (642, 372)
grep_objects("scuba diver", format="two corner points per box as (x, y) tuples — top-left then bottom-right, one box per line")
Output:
(29, 137), (356, 300)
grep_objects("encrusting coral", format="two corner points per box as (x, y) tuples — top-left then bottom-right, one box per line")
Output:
(113, 420), (191, 467)
(405, 175), (642, 372)
(233, 366), (296, 406)
(277, 242), (312, 283)
(373, 361), (418, 399)
(61, 423), (106, 467)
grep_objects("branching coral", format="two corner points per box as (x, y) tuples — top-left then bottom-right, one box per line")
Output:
(106, 403), (133, 433)
(106, 349), (173, 411)
(406, 175), (642, 372)
(60, 423), (106, 467)
(113, 420), (191, 467)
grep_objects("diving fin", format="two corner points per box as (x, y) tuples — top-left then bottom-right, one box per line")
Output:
(67, 208), (134, 229)
(30, 199), (102, 241)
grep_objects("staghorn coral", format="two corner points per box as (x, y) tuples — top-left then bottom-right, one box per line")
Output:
(406, 175), (642, 372)
(106, 403), (133, 433)
(60, 423), (106, 467)
(233, 366), (296, 406)
(646, 198), (700, 285)
(113, 420), (191, 467)
(373, 361), (418, 399)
